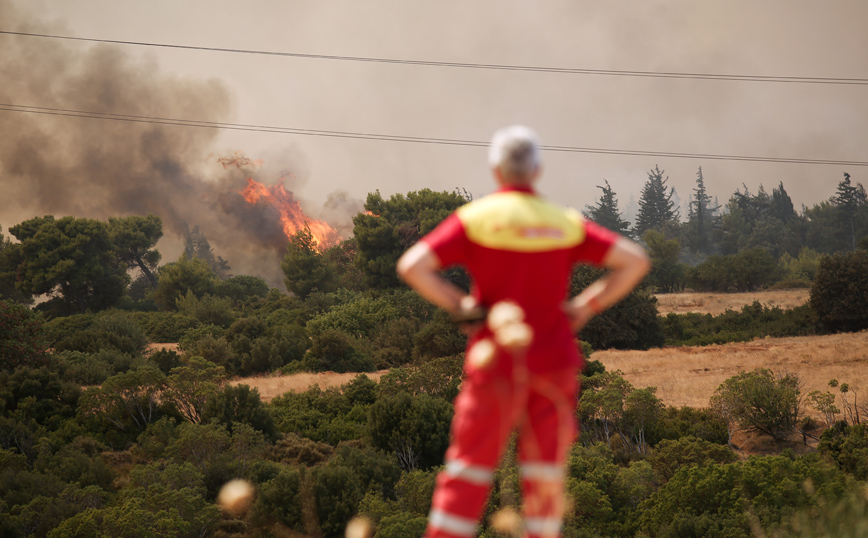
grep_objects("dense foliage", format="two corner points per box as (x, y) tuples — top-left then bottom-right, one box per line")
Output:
(1, 178), (867, 537)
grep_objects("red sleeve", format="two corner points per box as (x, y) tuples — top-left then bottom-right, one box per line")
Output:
(421, 213), (470, 267)
(571, 220), (619, 266)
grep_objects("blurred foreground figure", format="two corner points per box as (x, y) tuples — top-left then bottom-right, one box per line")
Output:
(398, 125), (650, 538)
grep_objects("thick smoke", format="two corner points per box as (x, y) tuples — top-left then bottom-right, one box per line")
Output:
(0, 0), (361, 286)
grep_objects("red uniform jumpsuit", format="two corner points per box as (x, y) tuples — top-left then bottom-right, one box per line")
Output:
(420, 185), (617, 538)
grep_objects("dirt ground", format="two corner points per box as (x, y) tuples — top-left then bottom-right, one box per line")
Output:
(655, 289), (810, 315)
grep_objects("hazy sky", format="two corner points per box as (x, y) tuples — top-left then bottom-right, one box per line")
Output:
(2, 0), (867, 277)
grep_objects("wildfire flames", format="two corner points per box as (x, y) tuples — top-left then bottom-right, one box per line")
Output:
(239, 177), (340, 250)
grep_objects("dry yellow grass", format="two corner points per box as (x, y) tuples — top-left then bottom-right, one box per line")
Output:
(596, 331), (868, 410)
(146, 343), (180, 353)
(232, 370), (389, 402)
(655, 289), (810, 316)
(235, 331), (867, 418)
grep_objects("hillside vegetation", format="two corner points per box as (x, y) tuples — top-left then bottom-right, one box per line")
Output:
(2, 175), (868, 538)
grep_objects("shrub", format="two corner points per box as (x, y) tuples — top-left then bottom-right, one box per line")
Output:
(810, 250), (868, 331)
(818, 422), (868, 481)
(201, 384), (277, 441)
(710, 368), (802, 441)
(572, 267), (664, 350)
(661, 303), (823, 347)
(0, 299), (47, 371)
(690, 248), (781, 292)
(178, 324), (225, 353)
(307, 329), (376, 373)
(174, 291), (236, 328)
(367, 392), (452, 471)
(53, 312), (148, 356)
(214, 275), (269, 302)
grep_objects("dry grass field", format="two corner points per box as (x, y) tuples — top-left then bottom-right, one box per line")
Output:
(161, 291), (865, 425)
(231, 370), (389, 402)
(233, 332), (868, 417)
(655, 289), (810, 315)
(597, 331), (868, 410)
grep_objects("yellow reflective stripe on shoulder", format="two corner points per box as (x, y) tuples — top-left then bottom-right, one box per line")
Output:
(457, 191), (585, 252)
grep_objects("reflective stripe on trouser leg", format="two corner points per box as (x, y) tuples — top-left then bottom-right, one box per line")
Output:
(445, 459), (496, 486)
(426, 371), (520, 538)
(521, 469), (566, 538)
(428, 509), (478, 538)
(517, 369), (578, 538)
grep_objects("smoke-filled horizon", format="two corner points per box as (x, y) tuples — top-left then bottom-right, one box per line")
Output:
(2, 0), (867, 285)
(0, 0), (365, 285)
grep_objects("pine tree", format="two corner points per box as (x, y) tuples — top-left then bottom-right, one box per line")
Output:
(635, 165), (679, 238)
(686, 167), (719, 253)
(831, 172), (868, 251)
(584, 180), (632, 236)
(184, 224), (231, 278)
(771, 181), (796, 223)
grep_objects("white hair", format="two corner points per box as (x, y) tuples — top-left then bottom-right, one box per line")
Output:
(488, 125), (541, 181)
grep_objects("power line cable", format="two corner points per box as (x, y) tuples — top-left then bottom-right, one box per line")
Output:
(2, 30), (868, 86)
(2, 102), (866, 167)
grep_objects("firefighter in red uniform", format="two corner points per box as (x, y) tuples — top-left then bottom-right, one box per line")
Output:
(397, 126), (650, 538)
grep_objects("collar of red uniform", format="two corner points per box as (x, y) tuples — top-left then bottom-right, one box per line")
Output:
(497, 184), (536, 195)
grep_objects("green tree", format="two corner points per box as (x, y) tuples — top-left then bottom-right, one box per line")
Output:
(643, 230), (686, 293)
(818, 423), (868, 481)
(174, 290), (235, 328)
(9, 216), (128, 314)
(323, 238), (368, 292)
(79, 365), (167, 432)
(213, 274), (270, 301)
(353, 189), (466, 289)
(686, 167), (719, 253)
(282, 226), (335, 299)
(152, 253), (218, 310)
(648, 436), (737, 483)
(162, 356), (226, 424)
(584, 180), (632, 236)
(0, 299), (47, 371)
(108, 214), (163, 288)
(830, 172), (868, 251)
(0, 226), (32, 304)
(634, 165), (679, 238)
(367, 392), (452, 471)
(571, 266), (664, 350)
(805, 388), (841, 428)
(183, 224), (230, 279)
(200, 383), (277, 441)
(709, 368), (801, 441)
(778, 247), (821, 281)
(770, 181), (797, 223)
(0, 365), (80, 429)
(804, 201), (849, 254)
(810, 250), (868, 331)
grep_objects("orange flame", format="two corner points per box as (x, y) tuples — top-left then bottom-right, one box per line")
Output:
(240, 177), (339, 250)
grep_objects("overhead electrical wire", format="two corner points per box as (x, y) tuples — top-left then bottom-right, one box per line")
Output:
(2, 30), (868, 86)
(2, 103), (866, 167)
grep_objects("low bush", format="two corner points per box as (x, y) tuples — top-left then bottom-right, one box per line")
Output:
(661, 302), (823, 346)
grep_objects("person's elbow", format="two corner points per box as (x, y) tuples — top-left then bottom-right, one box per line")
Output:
(635, 249), (652, 278)
(396, 242), (436, 284)
(607, 237), (651, 280)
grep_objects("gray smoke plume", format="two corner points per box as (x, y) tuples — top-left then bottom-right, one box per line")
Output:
(0, 0), (360, 286)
